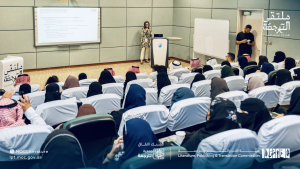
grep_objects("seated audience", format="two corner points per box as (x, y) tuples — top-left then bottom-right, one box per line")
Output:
(226, 53), (235, 63)
(14, 74), (30, 87)
(221, 65), (235, 78)
(169, 61), (182, 71)
(238, 56), (249, 70)
(149, 64), (159, 81)
(78, 73), (87, 81)
(98, 70), (116, 85)
(237, 98), (272, 133)
(19, 84), (31, 95)
(210, 77), (229, 100)
(285, 57), (296, 70)
(258, 55), (269, 68)
(221, 61), (231, 67)
(170, 88), (195, 109)
(76, 104), (97, 117)
(128, 66), (140, 74)
(190, 58), (201, 70)
(123, 71), (137, 95)
(247, 77), (265, 93)
(202, 65), (213, 73)
(44, 83), (61, 103)
(273, 51), (286, 63)
(277, 87), (300, 115)
(87, 82), (103, 98)
(44, 75), (59, 88)
(157, 72), (171, 97)
(105, 68), (115, 76)
(64, 75), (79, 89)
(260, 63), (274, 75)
(243, 53), (251, 61)
(190, 74), (206, 88)
(275, 69), (293, 86)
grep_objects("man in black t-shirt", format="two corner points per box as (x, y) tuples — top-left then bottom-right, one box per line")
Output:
(236, 24), (255, 57)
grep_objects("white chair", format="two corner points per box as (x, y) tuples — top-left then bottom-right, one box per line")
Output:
(278, 81), (300, 105)
(118, 105), (169, 136)
(178, 73), (197, 85)
(113, 76), (125, 83)
(83, 94), (121, 114)
(168, 68), (190, 79)
(191, 80), (211, 97)
(61, 87), (88, 101)
(271, 62), (279, 70)
(256, 115), (300, 162)
(231, 62), (240, 68)
(224, 76), (245, 91)
(168, 97), (211, 132)
(36, 98), (78, 126)
(0, 125), (53, 161)
(238, 67), (244, 77)
(244, 72), (268, 91)
(136, 72), (148, 79)
(102, 83), (124, 98)
(203, 70), (221, 80)
(145, 88), (158, 105)
(248, 86), (281, 108)
(149, 71), (157, 81)
(26, 91), (45, 110)
(212, 64), (222, 70)
(216, 91), (249, 110)
(169, 75), (178, 85)
(124, 79), (152, 95)
(193, 129), (259, 169)
(277, 61), (285, 70)
(56, 82), (65, 90)
(158, 84), (190, 107)
(206, 58), (217, 66)
(11, 84), (40, 93)
(79, 79), (97, 87)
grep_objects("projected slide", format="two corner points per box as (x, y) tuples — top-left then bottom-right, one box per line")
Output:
(34, 7), (100, 46)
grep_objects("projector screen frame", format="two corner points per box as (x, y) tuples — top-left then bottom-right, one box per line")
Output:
(33, 7), (101, 47)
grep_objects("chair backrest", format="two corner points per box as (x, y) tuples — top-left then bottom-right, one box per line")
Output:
(248, 86), (281, 108)
(212, 64), (222, 70)
(26, 91), (46, 110)
(61, 87), (88, 101)
(11, 84), (40, 93)
(224, 76), (244, 91)
(268, 70), (278, 85)
(168, 68), (190, 79)
(191, 80), (211, 97)
(36, 98), (78, 126)
(178, 73), (197, 84)
(248, 61), (257, 65)
(102, 83), (124, 98)
(124, 79), (152, 95)
(168, 97), (210, 132)
(277, 61), (285, 70)
(168, 75), (178, 85)
(244, 72), (268, 91)
(120, 146), (192, 169)
(56, 82), (65, 90)
(145, 88), (158, 105)
(243, 65), (260, 76)
(158, 84), (190, 107)
(238, 67), (244, 77)
(231, 62), (240, 68)
(83, 93), (121, 114)
(193, 129), (258, 169)
(278, 81), (300, 105)
(136, 72), (148, 79)
(256, 115), (300, 162)
(0, 125), (53, 161)
(149, 71), (157, 81)
(203, 70), (221, 80)
(216, 91), (249, 110)
(113, 75), (125, 83)
(118, 105), (169, 136)
(271, 62), (279, 70)
(79, 79), (97, 87)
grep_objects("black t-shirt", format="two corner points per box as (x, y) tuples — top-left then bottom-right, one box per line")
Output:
(236, 31), (254, 56)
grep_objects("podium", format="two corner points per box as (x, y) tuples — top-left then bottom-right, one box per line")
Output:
(151, 38), (169, 67)
(0, 56), (24, 91)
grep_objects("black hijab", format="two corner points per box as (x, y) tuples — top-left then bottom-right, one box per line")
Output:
(203, 65), (213, 73)
(39, 129), (87, 169)
(273, 51), (286, 63)
(258, 55), (269, 68)
(190, 74), (205, 88)
(210, 77), (229, 100)
(157, 65), (167, 74)
(78, 73), (87, 81)
(87, 82), (102, 98)
(285, 57), (296, 70)
(98, 70), (116, 85)
(124, 71), (137, 94)
(19, 84), (31, 94)
(285, 87), (300, 115)
(45, 76), (59, 87)
(44, 83), (61, 103)
(294, 68), (300, 80)
(157, 72), (171, 97)
(275, 69), (293, 86)
(237, 98), (272, 133)
(221, 61), (231, 67)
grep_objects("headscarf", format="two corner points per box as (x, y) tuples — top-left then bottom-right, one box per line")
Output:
(206, 58), (217, 66)
(19, 84), (31, 94)
(261, 63), (274, 75)
(248, 77), (265, 93)
(191, 66), (203, 73)
(157, 72), (171, 97)
(39, 129), (87, 169)
(181, 98), (239, 154)
(190, 74), (205, 88)
(45, 83), (61, 103)
(170, 88), (195, 109)
(285, 87), (300, 115)
(128, 66), (140, 74)
(221, 61), (231, 67)
(123, 84), (146, 111)
(124, 71), (137, 95)
(293, 68), (300, 81)
(98, 70), (116, 85)
(78, 73), (87, 81)
(238, 56), (249, 70)
(105, 68), (115, 76)
(157, 65), (167, 74)
(203, 65), (213, 73)
(15, 74), (30, 86)
(169, 61), (182, 71)
(87, 82), (102, 98)
(258, 56), (269, 68)
(45, 76), (59, 87)
(76, 104), (97, 118)
(285, 57), (296, 70)
(64, 75), (79, 89)
(221, 66), (235, 78)
(273, 51), (286, 63)
(190, 58), (201, 69)
(238, 98), (272, 133)
(243, 53), (251, 61)
(275, 69), (293, 86)
(210, 77), (229, 100)
(0, 98), (25, 129)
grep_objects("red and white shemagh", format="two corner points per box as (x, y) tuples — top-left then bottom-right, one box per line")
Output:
(0, 98), (26, 129)
(15, 75), (30, 86)
(128, 66), (140, 74)
(106, 68), (115, 76)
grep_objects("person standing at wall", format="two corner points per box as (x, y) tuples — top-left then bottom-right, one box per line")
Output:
(140, 21), (152, 64)
(236, 25), (255, 58)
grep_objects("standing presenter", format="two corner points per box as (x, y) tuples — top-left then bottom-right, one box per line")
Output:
(140, 21), (152, 64)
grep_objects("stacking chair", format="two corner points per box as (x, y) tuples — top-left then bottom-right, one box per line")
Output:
(271, 62), (279, 70)
(61, 87), (88, 101)
(248, 86), (281, 109)
(102, 83), (124, 98)
(203, 70), (221, 80)
(113, 75), (125, 83)
(124, 79), (152, 95)
(168, 75), (178, 85)
(158, 84), (190, 107)
(191, 80), (211, 97)
(145, 88), (158, 105)
(178, 73), (197, 85)
(26, 91), (45, 109)
(136, 72), (148, 79)
(268, 70), (278, 85)
(83, 94), (121, 114)
(278, 81), (300, 105)
(243, 65), (260, 77)
(224, 76), (244, 91)
(212, 64), (222, 70)
(168, 68), (190, 79)
(79, 79), (97, 87)
(216, 91), (249, 110)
